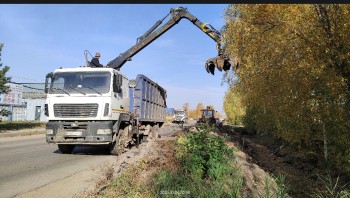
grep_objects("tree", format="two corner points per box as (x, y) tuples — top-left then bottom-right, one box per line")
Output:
(222, 4), (350, 167)
(189, 102), (204, 118)
(223, 85), (244, 125)
(0, 43), (11, 116)
(182, 102), (190, 117)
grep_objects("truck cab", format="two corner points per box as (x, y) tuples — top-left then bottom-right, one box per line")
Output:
(172, 108), (188, 124)
(45, 67), (130, 153)
(44, 67), (167, 155)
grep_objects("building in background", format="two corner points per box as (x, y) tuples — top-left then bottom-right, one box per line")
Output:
(0, 83), (25, 121)
(22, 83), (47, 122)
(0, 82), (47, 122)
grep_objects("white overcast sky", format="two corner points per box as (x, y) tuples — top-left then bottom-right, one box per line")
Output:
(0, 4), (230, 115)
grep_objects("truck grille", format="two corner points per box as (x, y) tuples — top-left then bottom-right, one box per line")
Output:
(54, 104), (98, 118)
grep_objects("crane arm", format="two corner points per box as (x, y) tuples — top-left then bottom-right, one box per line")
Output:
(106, 7), (233, 75)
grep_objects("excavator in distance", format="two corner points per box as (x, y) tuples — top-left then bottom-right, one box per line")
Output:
(197, 106), (217, 125)
(101, 7), (235, 75)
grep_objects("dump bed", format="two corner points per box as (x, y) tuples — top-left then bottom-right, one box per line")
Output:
(130, 74), (167, 123)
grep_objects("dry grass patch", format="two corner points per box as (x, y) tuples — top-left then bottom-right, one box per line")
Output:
(0, 121), (45, 132)
(79, 138), (178, 198)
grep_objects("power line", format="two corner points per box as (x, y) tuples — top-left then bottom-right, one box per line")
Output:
(8, 81), (45, 91)
(9, 76), (42, 83)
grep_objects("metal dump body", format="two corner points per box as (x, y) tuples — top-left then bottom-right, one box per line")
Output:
(130, 74), (167, 123)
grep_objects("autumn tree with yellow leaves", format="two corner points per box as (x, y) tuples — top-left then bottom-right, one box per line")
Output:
(223, 85), (244, 125)
(222, 4), (350, 169)
(188, 102), (205, 119)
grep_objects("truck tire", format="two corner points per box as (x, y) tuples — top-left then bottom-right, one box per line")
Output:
(58, 144), (75, 154)
(110, 127), (128, 155)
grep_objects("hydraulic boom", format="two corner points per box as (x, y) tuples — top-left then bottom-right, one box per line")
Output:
(106, 7), (233, 75)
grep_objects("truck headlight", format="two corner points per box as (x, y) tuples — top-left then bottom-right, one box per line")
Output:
(97, 129), (112, 134)
(46, 129), (53, 135)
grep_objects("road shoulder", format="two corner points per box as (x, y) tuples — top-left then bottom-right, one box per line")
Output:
(0, 127), (46, 138)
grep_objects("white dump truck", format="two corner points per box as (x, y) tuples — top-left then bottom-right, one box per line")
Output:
(172, 108), (188, 124)
(45, 68), (167, 155)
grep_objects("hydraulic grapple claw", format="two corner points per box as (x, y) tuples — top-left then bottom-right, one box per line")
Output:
(205, 55), (232, 75)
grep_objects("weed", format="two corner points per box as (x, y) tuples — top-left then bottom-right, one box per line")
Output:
(176, 127), (235, 180)
(258, 174), (290, 198)
(0, 121), (45, 132)
(102, 162), (153, 198)
(152, 124), (243, 197)
(152, 167), (243, 198)
(153, 169), (192, 197)
(312, 173), (350, 198)
(93, 163), (114, 196)
(274, 174), (289, 198)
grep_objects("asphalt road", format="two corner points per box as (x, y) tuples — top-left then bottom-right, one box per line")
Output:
(0, 134), (115, 198)
(0, 122), (192, 198)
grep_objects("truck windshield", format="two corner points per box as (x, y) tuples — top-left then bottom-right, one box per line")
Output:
(49, 71), (111, 95)
(202, 110), (213, 117)
(175, 111), (185, 116)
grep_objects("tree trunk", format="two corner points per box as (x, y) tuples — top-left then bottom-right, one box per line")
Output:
(322, 122), (328, 161)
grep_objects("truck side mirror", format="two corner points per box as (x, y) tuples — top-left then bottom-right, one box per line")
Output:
(45, 72), (53, 94)
(113, 74), (123, 93)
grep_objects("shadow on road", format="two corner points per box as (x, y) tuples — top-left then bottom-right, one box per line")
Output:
(53, 145), (111, 155)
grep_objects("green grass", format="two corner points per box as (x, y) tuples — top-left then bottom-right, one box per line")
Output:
(154, 124), (243, 197)
(153, 167), (243, 198)
(0, 121), (45, 132)
(258, 174), (290, 198)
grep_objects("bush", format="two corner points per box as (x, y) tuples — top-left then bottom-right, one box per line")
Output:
(152, 124), (242, 197)
(177, 129), (236, 180)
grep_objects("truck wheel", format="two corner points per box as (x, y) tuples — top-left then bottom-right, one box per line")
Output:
(110, 128), (127, 155)
(58, 144), (75, 154)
